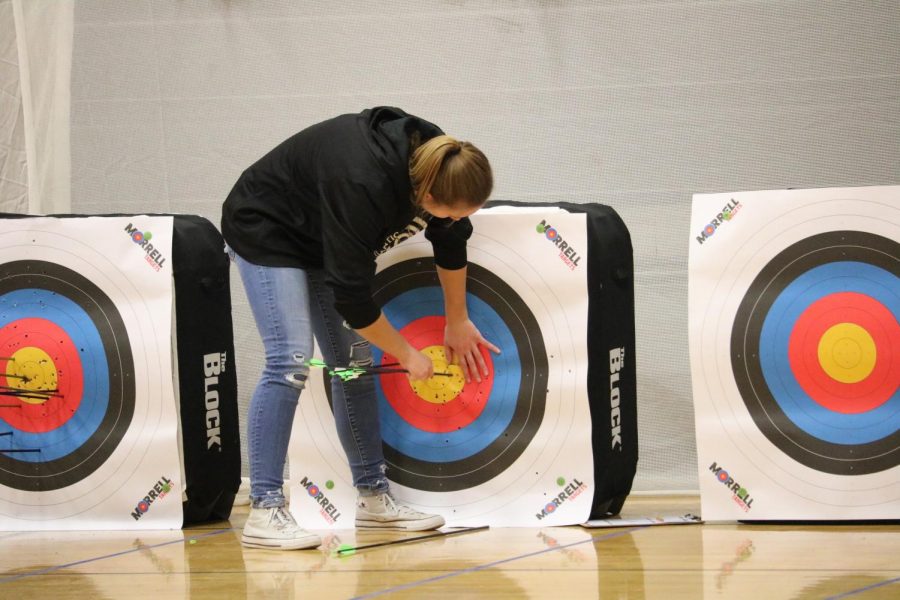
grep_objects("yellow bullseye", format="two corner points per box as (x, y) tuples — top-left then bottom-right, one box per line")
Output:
(409, 346), (466, 403)
(7, 347), (58, 404)
(817, 322), (876, 384)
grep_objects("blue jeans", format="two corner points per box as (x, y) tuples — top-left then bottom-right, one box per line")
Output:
(228, 248), (390, 509)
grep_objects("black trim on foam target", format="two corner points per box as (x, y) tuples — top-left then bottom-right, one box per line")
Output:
(370, 258), (548, 492)
(0, 260), (135, 491)
(731, 231), (899, 475)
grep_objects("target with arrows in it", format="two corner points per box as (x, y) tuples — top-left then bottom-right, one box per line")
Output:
(0, 260), (135, 492)
(290, 208), (596, 528)
(371, 258), (549, 493)
(690, 186), (900, 520)
(0, 216), (182, 530)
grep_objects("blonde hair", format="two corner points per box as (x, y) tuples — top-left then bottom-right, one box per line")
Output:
(410, 135), (492, 209)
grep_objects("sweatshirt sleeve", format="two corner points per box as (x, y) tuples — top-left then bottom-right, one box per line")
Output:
(320, 178), (384, 329)
(425, 216), (472, 270)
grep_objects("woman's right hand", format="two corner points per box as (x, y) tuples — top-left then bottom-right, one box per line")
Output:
(401, 346), (434, 382)
(354, 313), (434, 381)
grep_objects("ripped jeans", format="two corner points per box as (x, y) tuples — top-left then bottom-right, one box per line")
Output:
(229, 249), (389, 508)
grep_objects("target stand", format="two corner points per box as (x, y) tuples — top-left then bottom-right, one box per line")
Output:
(288, 202), (637, 528)
(0, 214), (239, 530)
(689, 185), (900, 521)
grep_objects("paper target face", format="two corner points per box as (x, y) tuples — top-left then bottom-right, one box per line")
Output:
(731, 230), (899, 476)
(290, 208), (595, 527)
(0, 260), (135, 491)
(0, 217), (182, 529)
(690, 186), (900, 520)
(370, 258), (548, 492)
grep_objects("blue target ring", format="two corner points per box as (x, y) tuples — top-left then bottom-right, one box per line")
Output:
(759, 261), (899, 444)
(376, 288), (520, 461)
(0, 288), (111, 461)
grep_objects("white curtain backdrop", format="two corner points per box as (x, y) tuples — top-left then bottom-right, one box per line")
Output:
(67, 1), (900, 492)
(0, 0), (73, 215)
(0, 0), (27, 213)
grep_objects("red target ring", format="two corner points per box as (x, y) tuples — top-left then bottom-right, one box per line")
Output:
(0, 317), (84, 432)
(379, 316), (494, 433)
(788, 292), (898, 414)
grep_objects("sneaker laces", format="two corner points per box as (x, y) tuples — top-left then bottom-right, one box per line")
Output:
(268, 506), (299, 531)
(381, 493), (425, 517)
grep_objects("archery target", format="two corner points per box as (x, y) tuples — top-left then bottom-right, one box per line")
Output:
(0, 217), (182, 529)
(689, 186), (900, 520)
(289, 207), (595, 527)
(372, 258), (548, 492)
(0, 260), (135, 491)
(732, 231), (898, 475)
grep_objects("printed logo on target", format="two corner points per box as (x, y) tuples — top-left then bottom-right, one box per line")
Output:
(535, 477), (588, 521)
(609, 346), (625, 451)
(695, 199), (742, 245)
(124, 223), (167, 271)
(130, 476), (173, 521)
(299, 476), (342, 524)
(709, 461), (754, 512)
(536, 220), (582, 270)
(204, 352), (228, 450)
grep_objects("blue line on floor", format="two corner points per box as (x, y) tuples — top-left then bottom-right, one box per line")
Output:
(0, 527), (235, 584)
(825, 576), (900, 599)
(349, 526), (646, 600)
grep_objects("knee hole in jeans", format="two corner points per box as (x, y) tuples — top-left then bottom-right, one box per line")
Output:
(348, 341), (374, 368)
(281, 352), (310, 389)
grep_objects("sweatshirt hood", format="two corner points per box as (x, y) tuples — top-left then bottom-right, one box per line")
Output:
(357, 106), (443, 192)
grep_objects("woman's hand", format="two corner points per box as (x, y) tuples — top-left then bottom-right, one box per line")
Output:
(399, 346), (435, 382)
(444, 319), (501, 382)
(354, 313), (435, 382)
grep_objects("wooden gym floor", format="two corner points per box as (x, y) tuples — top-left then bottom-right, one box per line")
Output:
(1, 494), (898, 599)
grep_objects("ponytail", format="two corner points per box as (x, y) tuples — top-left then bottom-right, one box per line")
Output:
(410, 135), (492, 209)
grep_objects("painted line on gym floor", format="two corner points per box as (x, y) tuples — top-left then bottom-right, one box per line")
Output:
(0, 527), (235, 584)
(825, 576), (900, 599)
(349, 526), (646, 599)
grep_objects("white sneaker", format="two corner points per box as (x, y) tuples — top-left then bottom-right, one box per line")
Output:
(355, 493), (445, 531)
(241, 506), (321, 550)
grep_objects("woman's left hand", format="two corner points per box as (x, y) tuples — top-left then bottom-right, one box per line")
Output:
(444, 319), (501, 382)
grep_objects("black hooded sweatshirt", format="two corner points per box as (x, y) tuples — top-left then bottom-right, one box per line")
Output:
(221, 107), (472, 329)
